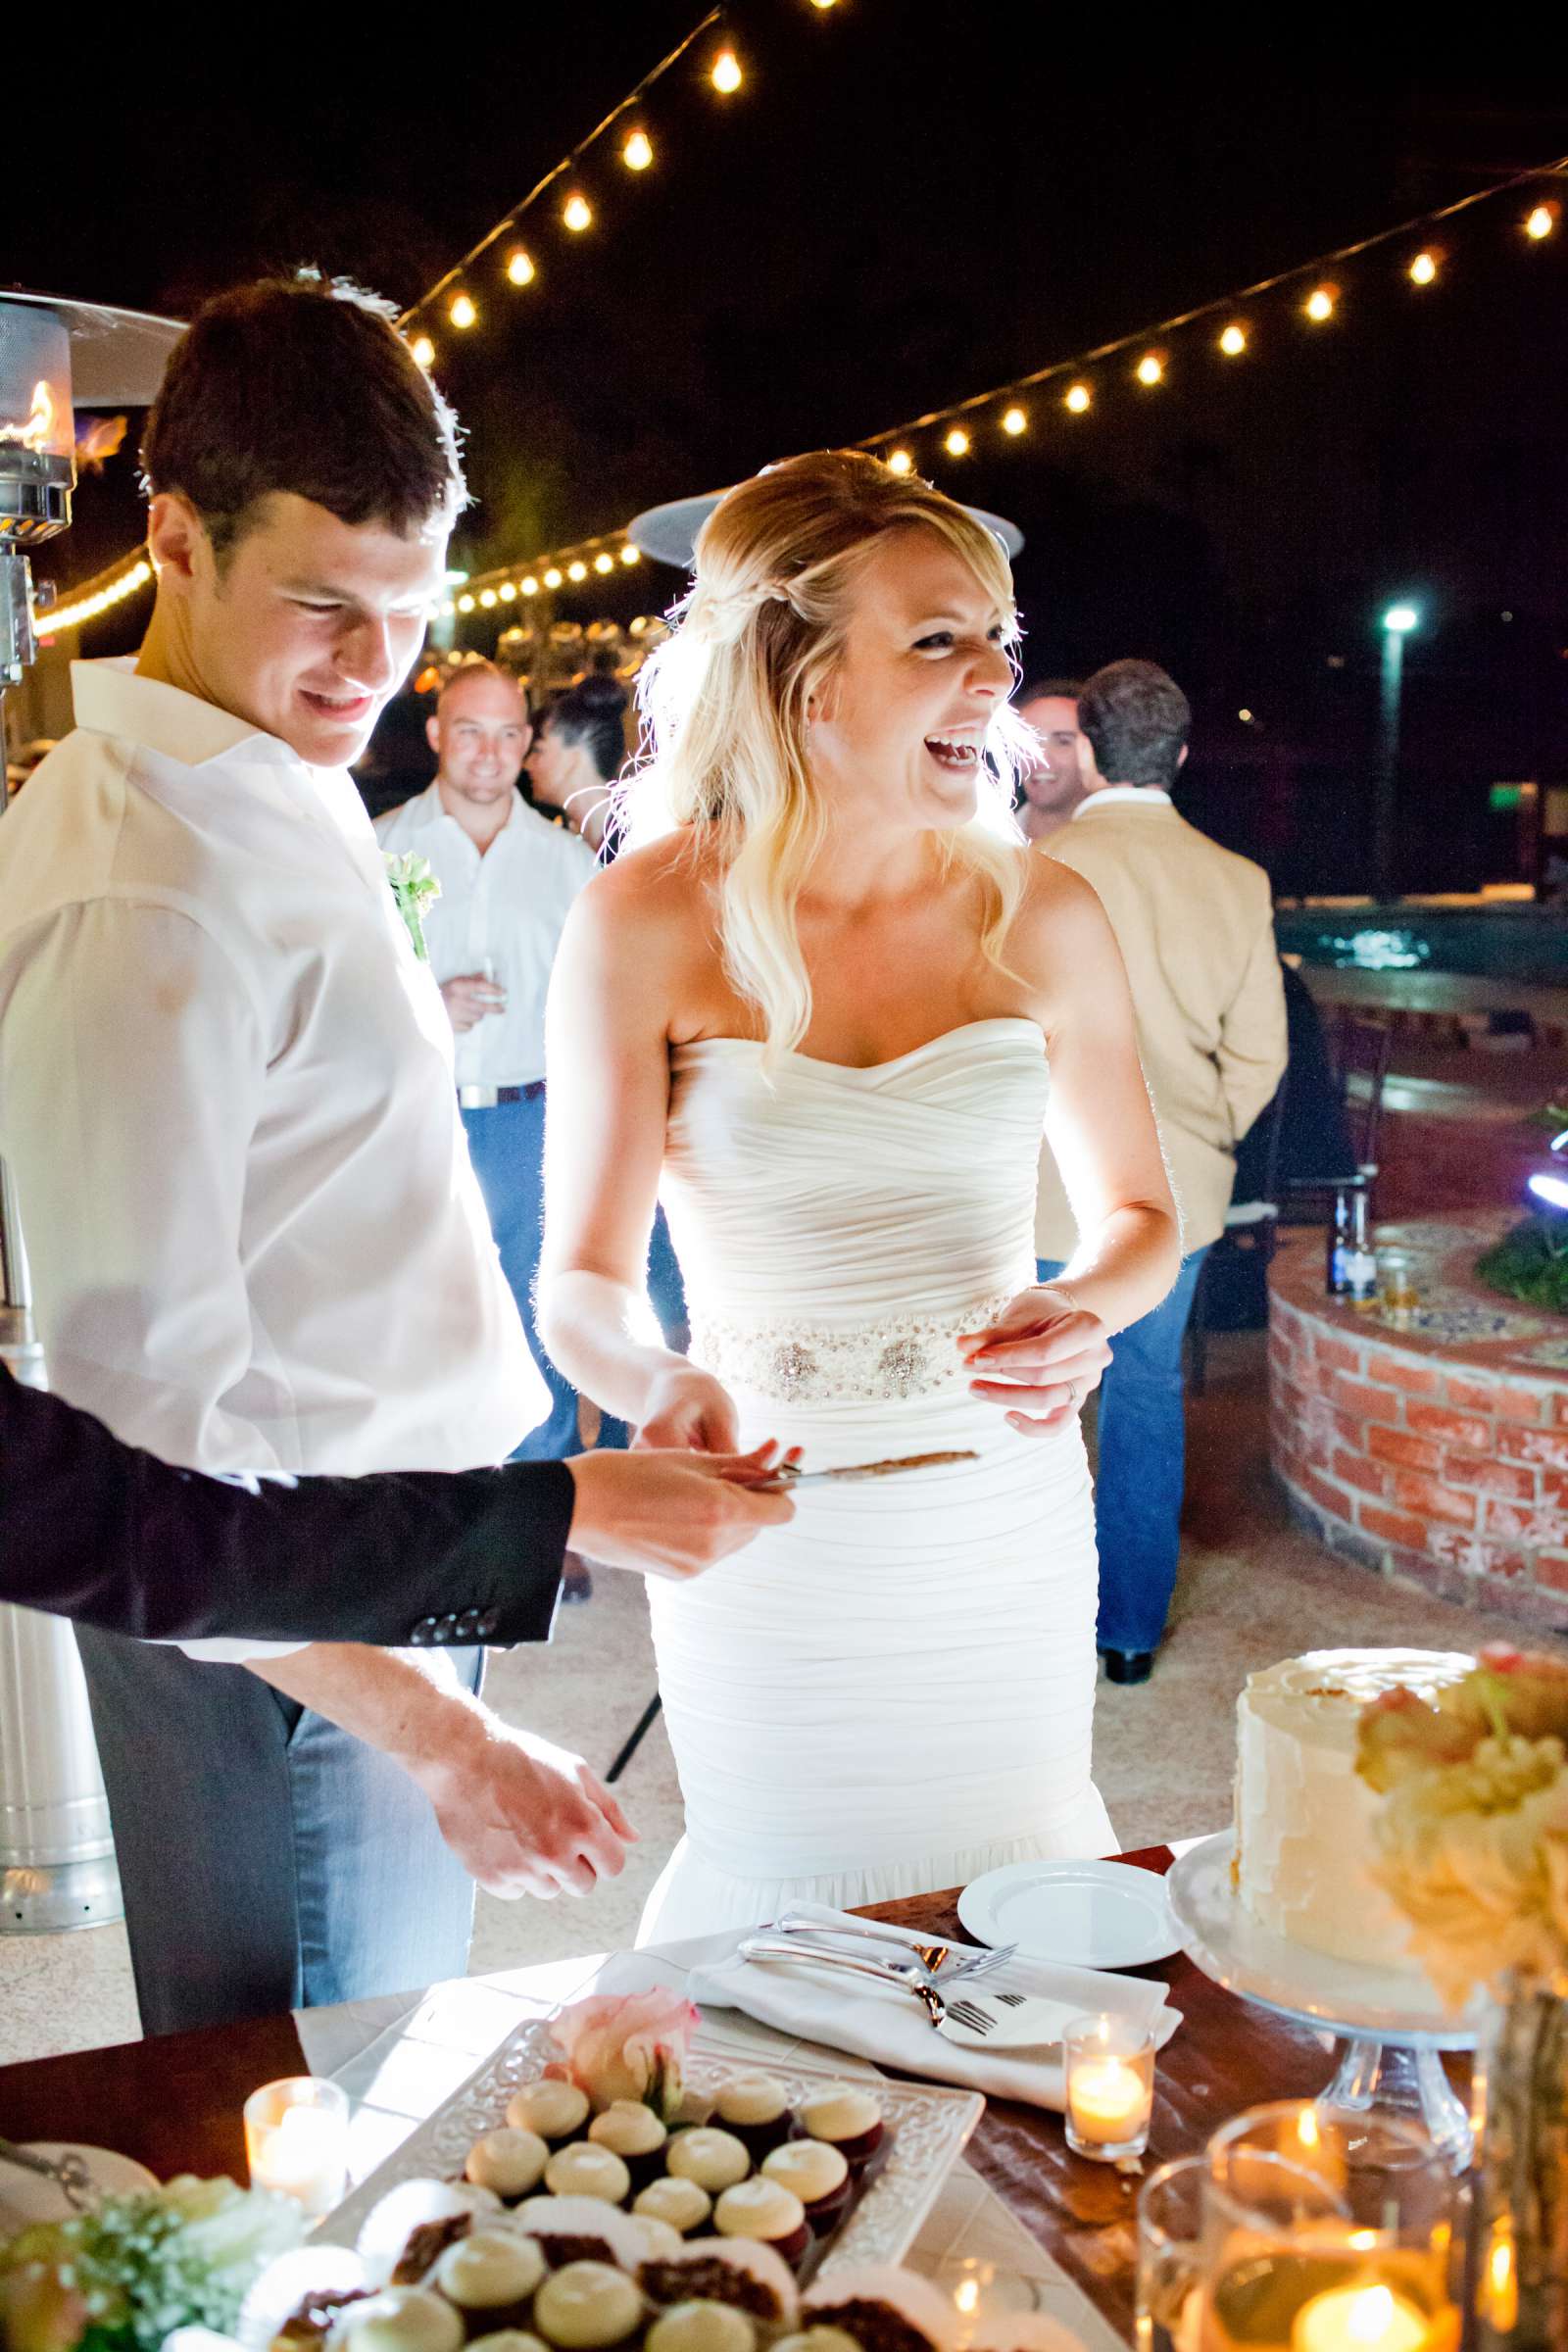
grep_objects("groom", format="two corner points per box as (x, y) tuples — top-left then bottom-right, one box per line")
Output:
(0, 275), (658, 2032)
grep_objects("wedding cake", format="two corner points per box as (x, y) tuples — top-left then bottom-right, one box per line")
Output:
(1232, 1648), (1474, 1974)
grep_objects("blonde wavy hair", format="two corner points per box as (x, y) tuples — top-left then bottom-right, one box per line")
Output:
(628, 449), (1032, 1058)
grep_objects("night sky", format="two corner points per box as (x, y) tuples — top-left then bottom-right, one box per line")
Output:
(14, 10), (1568, 892)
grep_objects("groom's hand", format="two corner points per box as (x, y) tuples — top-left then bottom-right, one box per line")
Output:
(957, 1285), (1112, 1435)
(416, 1722), (635, 1900)
(567, 1446), (796, 1579)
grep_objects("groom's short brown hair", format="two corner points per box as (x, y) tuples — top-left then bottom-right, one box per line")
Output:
(141, 274), (466, 560)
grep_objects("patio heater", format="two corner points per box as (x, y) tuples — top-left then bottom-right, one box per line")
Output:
(0, 289), (181, 1933)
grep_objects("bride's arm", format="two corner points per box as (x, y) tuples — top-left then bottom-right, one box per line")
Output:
(537, 856), (739, 1449)
(1033, 861), (1182, 1332)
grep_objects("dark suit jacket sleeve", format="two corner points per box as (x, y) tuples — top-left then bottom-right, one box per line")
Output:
(1, 1368), (569, 1646)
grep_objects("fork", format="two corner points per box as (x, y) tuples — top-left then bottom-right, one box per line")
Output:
(760, 1913), (1017, 1984)
(738, 1936), (1023, 2041)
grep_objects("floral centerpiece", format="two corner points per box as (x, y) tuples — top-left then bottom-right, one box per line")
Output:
(546, 1988), (700, 2122)
(1356, 1644), (1568, 2348)
(0, 2175), (304, 2352)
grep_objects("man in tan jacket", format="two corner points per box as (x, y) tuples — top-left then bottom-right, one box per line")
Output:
(1035, 660), (1287, 1683)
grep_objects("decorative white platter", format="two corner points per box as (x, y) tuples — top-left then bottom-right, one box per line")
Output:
(1165, 1832), (1484, 2047)
(957, 1859), (1180, 1968)
(0, 2143), (157, 2230)
(315, 2016), (983, 2275)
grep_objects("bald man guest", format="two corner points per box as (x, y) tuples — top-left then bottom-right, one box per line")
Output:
(377, 663), (597, 1462)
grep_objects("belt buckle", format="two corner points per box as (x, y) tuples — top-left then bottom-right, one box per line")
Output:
(458, 1083), (497, 1110)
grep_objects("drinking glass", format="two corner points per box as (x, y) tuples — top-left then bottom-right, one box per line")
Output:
(1199, 2102), (1459, 2350)
(1138, 2155), (1205, 2352)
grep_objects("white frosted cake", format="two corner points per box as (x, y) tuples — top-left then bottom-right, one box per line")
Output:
(1233, 1648), (1474, 1973)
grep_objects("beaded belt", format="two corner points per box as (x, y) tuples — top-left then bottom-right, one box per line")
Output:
(689, 1288), (1020, 1405)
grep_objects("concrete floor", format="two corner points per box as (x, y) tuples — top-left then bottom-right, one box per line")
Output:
(0, 1328), (1554, 2068)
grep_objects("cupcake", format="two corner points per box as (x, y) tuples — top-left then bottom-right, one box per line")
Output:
(638, 2240), (799, 2331)
(507, 2082), (593, 2147)
(711, 2180), (809, 2269)
(645, 2302), (759, 2352)
(430, 2233), (547, 2338)
(359, 2182), (504, 2290)
(794, 2086), (884, 2172)
(633, 2179), (712, 2238)
(803, 2267), (956, 2352)
(511, 2198), (650, 2275)
(772, 2332), (863, 2352)
(760, 2142), (851, 2235)
(245, 2246), (370, 2352)
(710, 2075), (795, 2164)
(466, 2130), (551, 2205)
(663, 2130), (752, 2195)
(466, 2337), (551, 2352)
(330, 2288), (466, 2352)
(530, 2263), (644, 2350)
(586, 2102), (668, 2190)
(542, 2145), (632, 2207)
(625, 2216), (685, 2263)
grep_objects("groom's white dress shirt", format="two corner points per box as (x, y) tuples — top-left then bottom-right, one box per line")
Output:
(0, 663), (544, 1538)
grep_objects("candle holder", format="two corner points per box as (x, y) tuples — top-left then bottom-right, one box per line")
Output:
(1062, 2011), (1155, 2162)
(1138, 2154), (1206, 2352)
(243, 2077), (350, 2219)
(1198, 2101), (1460, 2351)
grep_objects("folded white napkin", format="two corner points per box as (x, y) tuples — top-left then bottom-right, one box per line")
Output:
(685, 1902), (1181, 2112)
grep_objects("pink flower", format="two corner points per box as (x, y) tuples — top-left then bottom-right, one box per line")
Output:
(548, 1990), (700, 2119)
(0, 2263), (88, 2352)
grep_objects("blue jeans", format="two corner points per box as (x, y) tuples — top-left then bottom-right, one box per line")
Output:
(1037, 1249), (1209, 1655)
(74, 1627), (482, 2033)
(463, 1095), (689, 1462)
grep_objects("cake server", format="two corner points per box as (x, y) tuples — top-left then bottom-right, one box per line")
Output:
(773, 1449), (978, 1485)
(0, 2136), (93, 2210)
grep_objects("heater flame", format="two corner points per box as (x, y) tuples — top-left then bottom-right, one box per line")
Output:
(0, 380), (59, 453)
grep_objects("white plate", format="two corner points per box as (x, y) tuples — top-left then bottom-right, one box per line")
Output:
(0, 2142), (158, 2230)
(317, 2018), (981, 2278)
(957, 1860), (1180, 1968)
(1165, 1832), (1484, 2046)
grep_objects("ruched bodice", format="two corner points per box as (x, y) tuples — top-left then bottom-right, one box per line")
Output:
(635, 1017), (1115, 1945)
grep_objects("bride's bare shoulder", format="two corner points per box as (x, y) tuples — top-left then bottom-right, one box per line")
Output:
(570, 831), (720, 965)
(1007, 843), (1119, 986)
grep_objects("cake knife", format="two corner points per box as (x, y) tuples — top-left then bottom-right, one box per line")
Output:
(773, 1449), (978, 1485)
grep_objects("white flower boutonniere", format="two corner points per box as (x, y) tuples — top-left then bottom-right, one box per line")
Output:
(384, 851), (442, 961)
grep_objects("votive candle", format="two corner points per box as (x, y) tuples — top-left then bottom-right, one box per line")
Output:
(1291, 2281), (1433, 2351)
(243, 2077), (350, 2217)
(1063, 2012), (1155, 2161)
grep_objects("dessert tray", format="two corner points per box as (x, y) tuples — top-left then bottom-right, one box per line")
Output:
(316, 2016), (983, 2277)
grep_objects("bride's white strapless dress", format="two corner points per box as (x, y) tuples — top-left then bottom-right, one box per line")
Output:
(635, 1016), (1115, 1945)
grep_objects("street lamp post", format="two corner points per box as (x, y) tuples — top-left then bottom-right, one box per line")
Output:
(1374, 604), (1419, 900)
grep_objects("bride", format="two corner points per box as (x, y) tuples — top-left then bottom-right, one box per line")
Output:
(539, 450), (1179, 1941)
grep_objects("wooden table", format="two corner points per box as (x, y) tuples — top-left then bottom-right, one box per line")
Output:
(0, 1846), (1379, 2347)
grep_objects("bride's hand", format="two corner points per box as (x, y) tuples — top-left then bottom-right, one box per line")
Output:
(957, 1286), (1112, 1436)
(636, 1364), (744, 1453)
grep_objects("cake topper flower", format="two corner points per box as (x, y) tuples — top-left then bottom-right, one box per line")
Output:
(384, 851), (441, 962)
(547, 1990), (700, 2120)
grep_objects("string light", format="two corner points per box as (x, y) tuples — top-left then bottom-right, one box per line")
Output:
(521, 576), (540, 595)
(563, 193), (593, 232)
(1063, 381), (1092, 412)
(1218, 322), (1248, 355)
(944, 426), (970, 456)
(458, 594), (475, 612)
(1409, 249), (1438, 284)
(411, 334), (435, 369)
(886, 448), (913, 474)
(620, 544), (641, 564)
(478, 587), (497, 607)
(35, 557), (152, 638)
(499, 581), (516, 600)
(1304, 284), (1336, 321)
(567, 561), (588, 581)
(1135, 353), (1163, 385)
(506, 248), (536, 286)
(450, 293), (478, 329)
(1001, 406), (1027, 435)
(1525, 204), (1556, 240)
(544, 568), (564, 590)
(710, 47), (743, 92)
(594, 552), (615, 573)
(622, 128), (655, 171)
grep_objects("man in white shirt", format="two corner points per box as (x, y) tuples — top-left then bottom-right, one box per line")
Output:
(0, 276), (789, 2034)
(376, 664), (595, 1461)
(1014, 676), (1092, 841)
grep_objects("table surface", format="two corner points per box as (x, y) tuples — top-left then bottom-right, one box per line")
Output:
(0, 1845), (1390, 2348)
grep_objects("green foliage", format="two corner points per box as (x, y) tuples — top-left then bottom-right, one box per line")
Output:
(1476, 1215), (1568, 1316)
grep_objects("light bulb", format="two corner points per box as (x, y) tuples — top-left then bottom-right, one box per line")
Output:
(1526, 205), (1554, 240)
(1064, 381), (1092, 413)
(544, 568), (564, 590)
(450, 293), (477, 330)
(886, 448), (913, 475)
(567, 561), (588, 582)
(478, 588), (497, 608)
(595, 552), (614, 573)
(1304, 285), (1335, 321)
(622, 129), (654, 171)
(1409, 249), (1438, 285)
(458, 594), (475, 612)
(1135, 353), (1163, 385)
(1218, 323), (1247, 356)
(1001, 406), (1027, 435)
(620, 545), (640, 564)
(564, 193), (593, 232)
(411, 335), (435, 369)
(507, 248), (536, 286)
(944, 426), (970, 457)
(499, 582), (516, 601)
(521, 577), (540, 596)
(710, 48), (743, 93)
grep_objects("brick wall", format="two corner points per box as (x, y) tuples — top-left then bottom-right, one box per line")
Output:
(1269, 1279), (1568, 1632)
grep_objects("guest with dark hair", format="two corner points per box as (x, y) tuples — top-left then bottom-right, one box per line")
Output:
(1014, 676), (1091, 839)
(528, 668), (629, 852)
(1035, 659), (1287, 1684)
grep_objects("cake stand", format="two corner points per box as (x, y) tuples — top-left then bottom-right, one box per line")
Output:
(1166, 1834), (1487, 2170)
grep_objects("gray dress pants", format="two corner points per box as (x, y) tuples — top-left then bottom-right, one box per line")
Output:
(74, 1627), (482, 2035)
